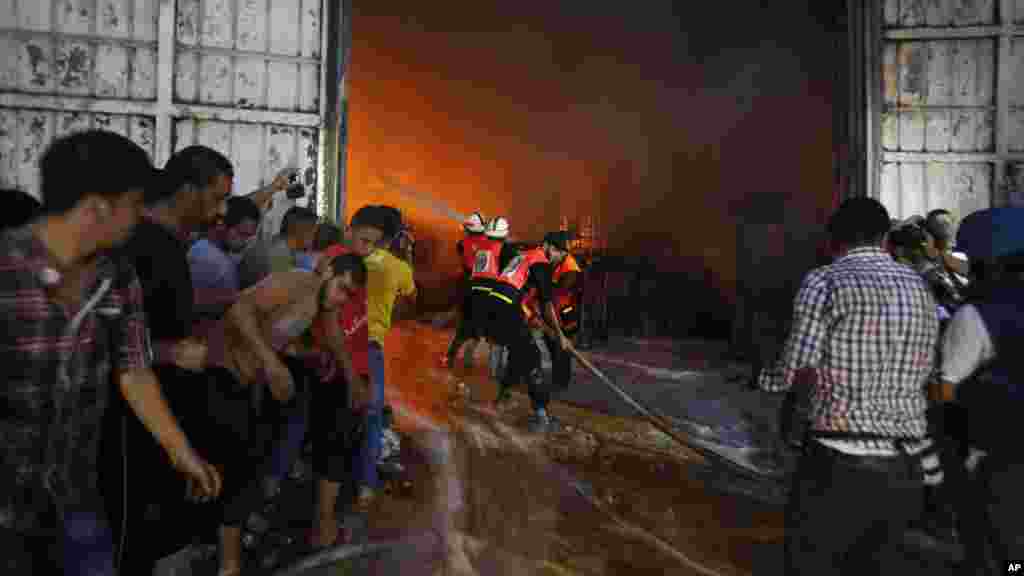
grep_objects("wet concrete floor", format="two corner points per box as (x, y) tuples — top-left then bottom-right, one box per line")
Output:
(319, 322), (785, 576)
(271, 322), (960, 576)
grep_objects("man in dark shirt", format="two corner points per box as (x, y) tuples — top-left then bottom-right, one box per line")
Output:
(116, 146), (286, 576)
(0, 131), (221, 576)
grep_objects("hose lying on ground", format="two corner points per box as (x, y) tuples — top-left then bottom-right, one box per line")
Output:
(536, 324), (782, 482)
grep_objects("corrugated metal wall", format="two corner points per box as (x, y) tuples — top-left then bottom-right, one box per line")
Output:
(877, 0), (1024, 219)
(0, 0), (338, 236)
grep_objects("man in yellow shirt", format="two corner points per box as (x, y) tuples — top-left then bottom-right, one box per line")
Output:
(348, 205), (416, 505)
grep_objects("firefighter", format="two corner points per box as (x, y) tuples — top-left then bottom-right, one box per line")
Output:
(444, 212), (488, 369)
(480, 227), (572, 433)
(522, 231), (581, 392)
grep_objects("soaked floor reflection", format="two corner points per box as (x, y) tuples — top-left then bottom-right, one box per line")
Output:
(344, 321), (784, 576)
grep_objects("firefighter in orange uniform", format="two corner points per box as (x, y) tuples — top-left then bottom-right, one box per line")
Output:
(444, 212), (488, 368)
(523, 232), (581, 391)
(482, 230), (572, 433)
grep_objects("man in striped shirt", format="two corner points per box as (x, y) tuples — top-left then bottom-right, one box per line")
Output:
(759, 197), (939, 575)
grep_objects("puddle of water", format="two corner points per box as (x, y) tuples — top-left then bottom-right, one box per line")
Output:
(358, 322), (784, 576)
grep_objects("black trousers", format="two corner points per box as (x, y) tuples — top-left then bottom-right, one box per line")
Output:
(109, 364), (265, 575)
(309, 372), (360, 494)
(542, 332), (572, 391)
(961, 453), (1024, 573)
(0, 527), (59, 575)
(448, 288), (479, 360)
(475, 293), (547, 409)
(784, 440), (923, 576)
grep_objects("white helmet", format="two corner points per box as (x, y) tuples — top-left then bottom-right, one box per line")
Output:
(485, 216), (509, 239)
(463, 212), (485, 233)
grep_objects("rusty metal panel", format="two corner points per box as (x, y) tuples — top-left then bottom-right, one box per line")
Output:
(880, 161), (993, 220)
(886, 0), (997, 28)
(174, 51), (198, 102)
(951, 0), (996, 25)
(885, 0), (900, 26)
(17, 0), (52, 32)
(55, 111), (90, 138)
(96, 43), (130, 98)
(299, 62), (318, 111)
(129, 46), (156, 99)
(900, 0), (927, 26)
(1009, 162), (1024, 205)
(173, 118), (318, 206)
(267, 61), (298, 110)
(0, 0), (335, 210)
(926, 111), (951, 151)
(901, 111), (926, 150)
(55, 40), (92, 95)
(60, 0), (95, 35)
(927, 0), (955, 25)
(177, 0), (200, 46)
(176, 0), (322, 114)
(19, 36), (55, 93)
(301, 0), (321, 59)
(926, 42), (953, 103)
(898, 42), (927, 105)
(926, 162), (953, 209)
(900, 162), (927, 215)
(196, 120), (232, 155)
(233, 56), (264, 108)
(133, 0), (158, 42)
(0, 108), (16, 189)
(16, 110), (52, 196)
(237, 0), (268, 52)
(5, 0), (159, 102)
(1010, 108), (1024, 151)
(951, 163), (992, 215)
(269, 0), (301, 56)
(201, 0), (234, 49)
(0, 36), (17, 90)
(1011, 38), (1024, 107)
(231, 122), (264, 197)
(880, 162), (902, 215)
(199, 53), (232, 104)
(0, 108), (155, 194)
(97, 0), (131, 39)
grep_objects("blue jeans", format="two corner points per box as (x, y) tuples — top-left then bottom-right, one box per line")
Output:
(357, 342), (387, 490)
(63, 510), (116, 576)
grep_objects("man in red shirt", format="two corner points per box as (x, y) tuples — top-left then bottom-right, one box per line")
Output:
(309, 246), (369, 547)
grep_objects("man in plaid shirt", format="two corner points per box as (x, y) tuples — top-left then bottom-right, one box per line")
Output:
(0, 131), (222, 575)
(759, 197), (939, 575)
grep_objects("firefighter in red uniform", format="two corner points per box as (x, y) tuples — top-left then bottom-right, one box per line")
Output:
(481, 229), (572, 433)
(444, 212), (488, 368)
(523, 232), (581, 391)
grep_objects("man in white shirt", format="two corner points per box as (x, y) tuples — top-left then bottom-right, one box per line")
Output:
(931, 207), (1024, 573)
